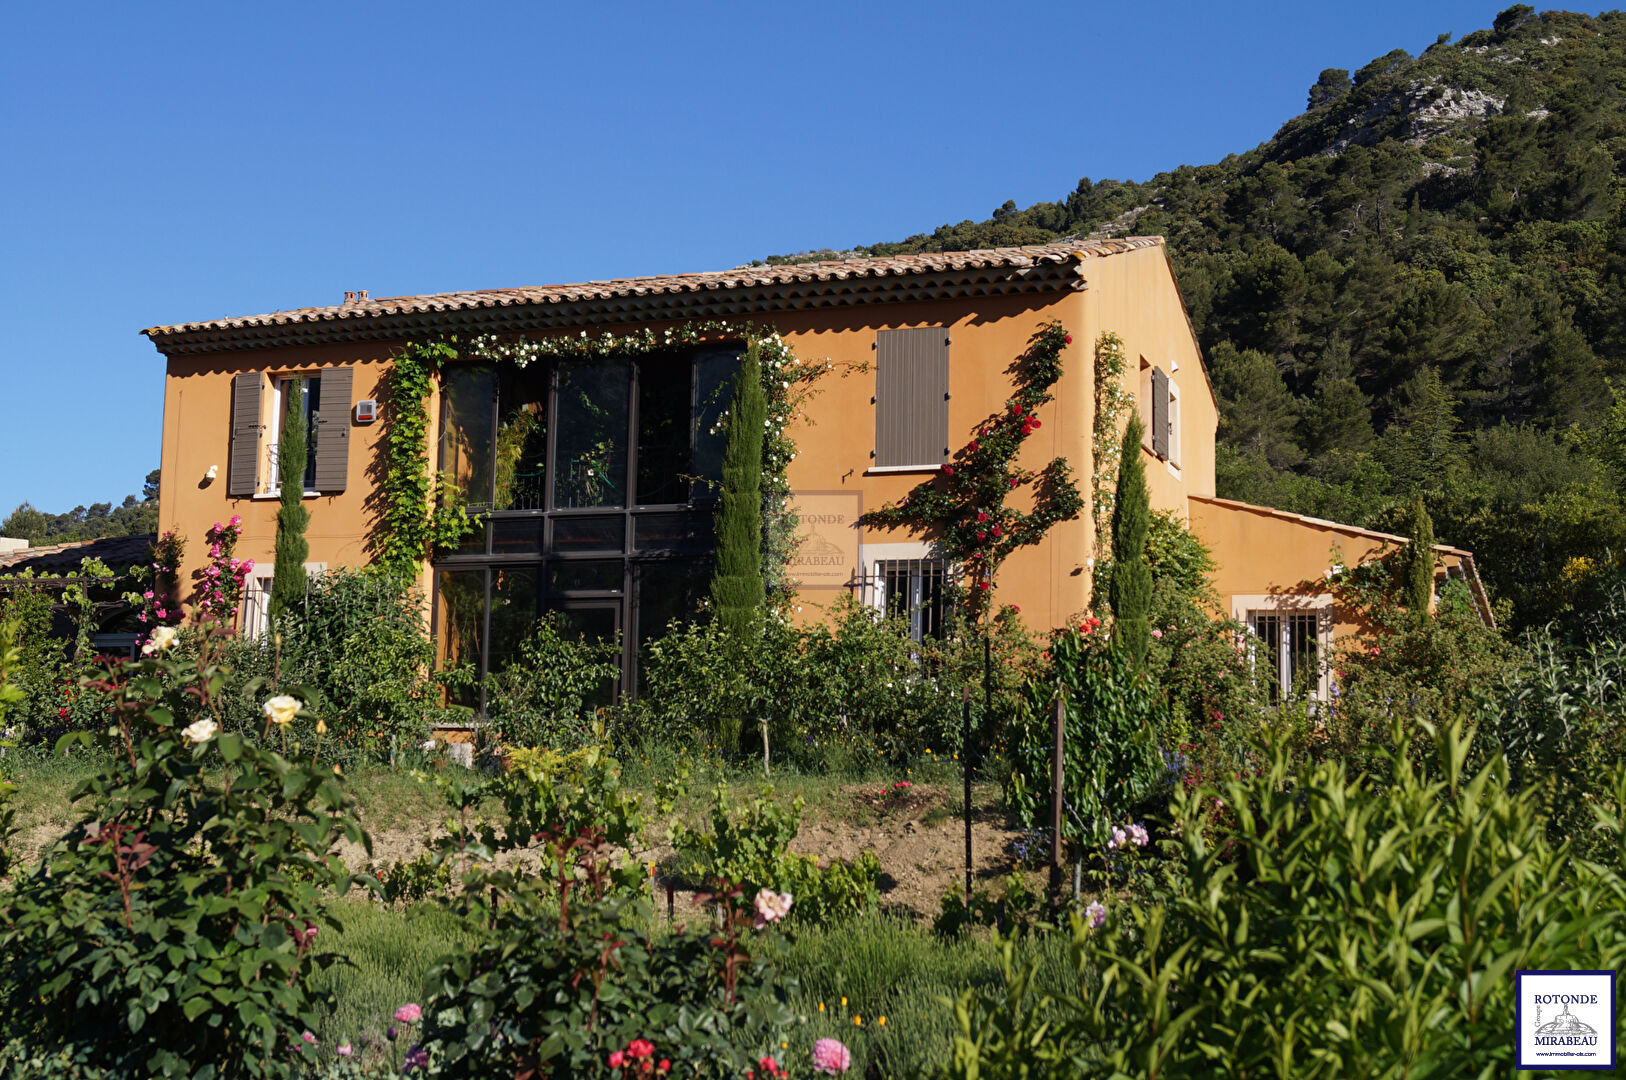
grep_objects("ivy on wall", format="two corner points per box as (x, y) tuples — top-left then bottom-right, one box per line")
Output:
(375, 340), (473, 579)
(857, 321), (1085, 620)
(1091, 331), (1133, 543)
(373, 322), (828, 599)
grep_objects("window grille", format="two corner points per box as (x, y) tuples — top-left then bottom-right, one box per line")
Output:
(877, 558), (948, 641)
(1246, 608), (1325, 701)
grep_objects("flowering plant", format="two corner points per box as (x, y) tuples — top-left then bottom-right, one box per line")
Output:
(0, 624), (370, 1077)
(858, 321), (1085, 618)
(195, 517), (252, 625)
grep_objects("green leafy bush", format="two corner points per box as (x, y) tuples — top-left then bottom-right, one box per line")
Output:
(485, 614), (622, 748)
(422, 835), (796, 1079)
(0, 628), (372, 1078)
(1004, 626), (1167, 853)
(630, 595), (1039, 765)
(943, 722), (1626, 1078)
(204, 570), (467, 759)
(672, 783), (881, 925)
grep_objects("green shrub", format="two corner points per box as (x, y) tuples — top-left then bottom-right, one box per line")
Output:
(485, 614), (621, 748)
(0, 616), (20, 874)
(0, 627), (371, 1078)
(1004, 626), (1167, 854)
(943, 722), (1626, 1078)
(629, 595), (1040, 767)
(423, 835), (796, 1079)
(672, 783), (881, 924)
(204, 570), (466, 760)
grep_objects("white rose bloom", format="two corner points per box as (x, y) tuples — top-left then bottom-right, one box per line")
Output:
(142, 626), (179, 655)
(262, 695), (301, 726)
(182, 718), (218, 744)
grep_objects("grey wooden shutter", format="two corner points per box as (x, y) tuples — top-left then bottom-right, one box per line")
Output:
(1151, 367), (1170, 459)
(875, 328), (950, 468)
(312, 367), (353, 492)
(228, 373), (263, 496)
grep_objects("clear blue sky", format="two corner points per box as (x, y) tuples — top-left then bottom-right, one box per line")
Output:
(0, 1), (1587, 516)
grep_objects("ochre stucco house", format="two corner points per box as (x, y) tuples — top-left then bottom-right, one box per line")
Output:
(141, 238), (1489, 706)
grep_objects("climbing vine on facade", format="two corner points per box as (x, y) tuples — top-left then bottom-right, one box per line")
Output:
(858, 321), (1085, 620)
(374, 322), (828, 599)
(1091, 331), (1133, 544)
(376, 340), (473, 578)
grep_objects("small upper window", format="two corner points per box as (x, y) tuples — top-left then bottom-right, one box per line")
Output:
(267, 377), (320, 494)
(874, 328), (950, 469)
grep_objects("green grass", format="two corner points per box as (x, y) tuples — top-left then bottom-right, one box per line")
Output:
(302, 900), (1075, 1078)
(310, 897), (473, 1058)
(771, 914), (1077, 1078)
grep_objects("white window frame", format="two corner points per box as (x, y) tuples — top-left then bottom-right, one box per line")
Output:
(260, 375), (323, 498)
(1233, 593), (1334, 701)
(241, 562), (329, 638)
(860, 541), (951, 642)
(1166, 379), (1181, 469)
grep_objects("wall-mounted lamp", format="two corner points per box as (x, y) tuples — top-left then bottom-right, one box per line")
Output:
(205, 465), (218, 482)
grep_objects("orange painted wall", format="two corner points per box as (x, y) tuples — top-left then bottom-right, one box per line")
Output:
(157, 342), (426, 606)
(1079, 246), (1217, 523)
(1189, 496), (1470, 636)
(153, 246), (1217, 637)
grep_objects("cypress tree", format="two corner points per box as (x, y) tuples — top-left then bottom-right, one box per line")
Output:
(1401, 494), (1436, 620)
(269, 382), (312, 624)
(1110, 414), (1152, 664)
(710, 341), (766, 637)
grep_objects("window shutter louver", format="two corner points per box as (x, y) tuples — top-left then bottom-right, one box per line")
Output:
(313, 367), (353, 492)
(875, 328), (950, 468)
(228, 373), (263, 495)
(1151, 367), (1170, 459)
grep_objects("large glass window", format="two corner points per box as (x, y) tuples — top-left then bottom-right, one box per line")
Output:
(495, 366), (549, 511)
(433, 346), (738, 709)
(441, 366), (496, 509)
(554, 358), (630, 509)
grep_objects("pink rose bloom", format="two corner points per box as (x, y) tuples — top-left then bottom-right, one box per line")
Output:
(608, 1050), (626, 1069)
(753, 888), (793, 928)
(1128, 824), (1149, 847)
(811, 1038), (851, 1073)
(1151, 629), (1163, 639)
(1085, 900), (1106, 929)
(394, 1003), (422, 1024)
(241, 559), (255, 572)
(230, 514), (241, 526)
(301, 1031), (316, 1044)
(337, 1043), (352, 1057)
(1106, 826), (1127, 850)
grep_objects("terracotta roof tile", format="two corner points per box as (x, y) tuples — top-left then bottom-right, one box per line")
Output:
(141, 238), (1166, 355)
(0, 535), (155, 574)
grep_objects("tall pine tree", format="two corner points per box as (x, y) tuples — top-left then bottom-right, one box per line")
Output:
(1400, 494), (1435, 621)
(1110, 414), (1152, 664)
(710, 342), (765, 637)
(269, 381), (311, 624)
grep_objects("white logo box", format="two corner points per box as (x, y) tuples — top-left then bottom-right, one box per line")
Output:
(1517, 969), (1616, 1071)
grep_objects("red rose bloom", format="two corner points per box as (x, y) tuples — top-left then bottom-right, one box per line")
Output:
(977, 511), (989, 522)
(1064, 334), (1073, 344)
(941, 464), (954, 476)
(968, 440), (980, 451)
(977, 531), (987, 540)
(978, 581), (990, 591)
